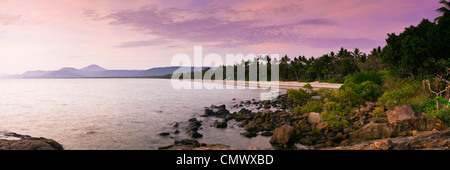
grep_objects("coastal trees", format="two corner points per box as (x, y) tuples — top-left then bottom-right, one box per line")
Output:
(381, 19), (447, 78)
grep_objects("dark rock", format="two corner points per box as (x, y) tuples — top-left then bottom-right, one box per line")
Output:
(404, 117), (447, 131)
(188, 118), (198, 122)
(174, 130), (180, 134)
(204, 108), (214, 116)
(261, 131), (273, 136)
(187, 131), (203, 138)
(0, 133), (63, 150)
(175, 139), (200, 147)
(240, 132), (257, 138)
(213, 120), (228, 128)
(186, 120), (202, 132)
(299, 137), (313, 145)
(159, 132), (170, 136)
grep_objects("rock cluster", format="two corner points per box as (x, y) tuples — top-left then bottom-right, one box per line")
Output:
(159, 94), (449, 150)
(158, 139), (238, 150)
(0, 132), (63, 150)
(186, 118), (203, 138)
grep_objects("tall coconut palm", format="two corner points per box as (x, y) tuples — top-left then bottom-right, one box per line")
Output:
(435, 0), (450, 23)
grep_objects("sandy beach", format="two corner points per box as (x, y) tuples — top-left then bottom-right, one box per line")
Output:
(187, 79), (342, 90)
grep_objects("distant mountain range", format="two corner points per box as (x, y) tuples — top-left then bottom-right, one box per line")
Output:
(6, 64), (209, 78)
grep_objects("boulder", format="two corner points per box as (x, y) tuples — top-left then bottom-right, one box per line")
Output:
(186, 121), (202, 132)
(348, 123), (394, 142)
(270, 124), (295, 145)
(307, 112), (321, 124)
(385, 105), (420, 124)
(394, 117), (447, 131)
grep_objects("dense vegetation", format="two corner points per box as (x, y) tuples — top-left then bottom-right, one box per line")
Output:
(286, 0), (450, 128)
(177, 1), (450, 126)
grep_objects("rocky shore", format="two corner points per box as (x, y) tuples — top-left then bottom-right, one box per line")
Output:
(159, 93), (449, 150)
(0, 132), (63, 150)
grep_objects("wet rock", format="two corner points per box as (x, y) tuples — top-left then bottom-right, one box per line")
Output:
(213, 120), (228, 128)
(261, 131), (273, 137)
(160, 139), (238, 150)
(204, 108), (214, 116)
(0, 133), (63, 150)
(186, 121), (202, 132)
(175, 139), (201, 147)
(240, 132), (257, 138)
(188, 118), (198, 122)
(187, 131), (203, 138)
(159, 132), (170, 136)
(386, 105), (420, 124)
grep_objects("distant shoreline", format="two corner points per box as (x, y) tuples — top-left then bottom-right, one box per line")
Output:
(184, 79), (342, 90)
(2, 77), (343, 90)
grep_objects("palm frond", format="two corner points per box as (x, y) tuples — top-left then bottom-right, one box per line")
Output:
(440, 0), (450, 8)
(437, 6), (450, 12)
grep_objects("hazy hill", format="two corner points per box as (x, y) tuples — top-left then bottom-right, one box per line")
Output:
(15, 65), (209, 78)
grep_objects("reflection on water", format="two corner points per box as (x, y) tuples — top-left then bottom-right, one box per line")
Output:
(0, 79), (281, 150)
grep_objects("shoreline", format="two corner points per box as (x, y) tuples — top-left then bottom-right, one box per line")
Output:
(183, 79), (343, 90)
(160, 92), (450, 150)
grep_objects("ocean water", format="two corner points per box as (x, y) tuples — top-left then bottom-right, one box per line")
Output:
(0, 79), (280, 150)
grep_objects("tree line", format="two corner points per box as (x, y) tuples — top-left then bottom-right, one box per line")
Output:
(177, 0), (450, 83)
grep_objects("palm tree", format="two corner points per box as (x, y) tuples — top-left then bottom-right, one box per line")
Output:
(435, 0), (450, 23)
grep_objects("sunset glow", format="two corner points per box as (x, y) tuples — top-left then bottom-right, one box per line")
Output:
(0, 0), (442, 74)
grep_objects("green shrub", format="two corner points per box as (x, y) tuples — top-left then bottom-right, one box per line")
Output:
(303, 83), (313, 93)
(426, 108), (450, 125)
(321, 110), (349, 129)
(287, 88), (311, 104)
(418, 97), (450, 125)
(372, 106), (386, 117)
(322, 101), (342, 112)
(294, 100), (323, 114)
(334, 86), (364, 107)
(359, 81), (384, 102)
(349, 70), (383, 85)
(337, 71), (385, 105)
(317, 88), (336, 101)
(377, 81), (421, 110)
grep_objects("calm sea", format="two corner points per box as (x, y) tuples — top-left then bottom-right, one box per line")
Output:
(0, 79), (280, 150)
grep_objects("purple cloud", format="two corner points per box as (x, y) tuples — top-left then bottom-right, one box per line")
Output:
(100, 4), (329, 48)
(305, 37), (382, 49)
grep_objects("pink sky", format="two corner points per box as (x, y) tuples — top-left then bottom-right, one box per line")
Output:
(0, 0), (442, 74)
